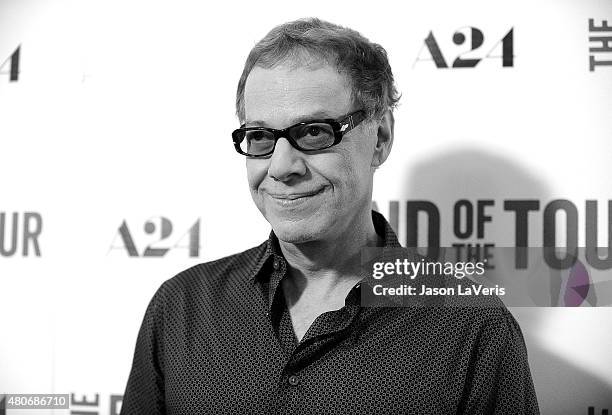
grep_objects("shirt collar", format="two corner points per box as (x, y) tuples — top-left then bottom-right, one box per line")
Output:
(249, 209), (402, 281)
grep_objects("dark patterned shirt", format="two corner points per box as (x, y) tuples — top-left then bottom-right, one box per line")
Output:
(120, 210), (539, 414)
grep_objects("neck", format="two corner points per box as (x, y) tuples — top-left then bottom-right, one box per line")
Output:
(277, 208), (383, 286)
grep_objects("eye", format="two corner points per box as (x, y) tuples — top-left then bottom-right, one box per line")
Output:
(290, 123), (334, 143)
(306, 126), (321, 136)
(246, 131), (267, 141)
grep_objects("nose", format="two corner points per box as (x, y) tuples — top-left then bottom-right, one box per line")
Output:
(267, 137), (307, 182)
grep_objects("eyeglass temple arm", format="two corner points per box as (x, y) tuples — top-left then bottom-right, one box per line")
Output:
(340, 110), (366, 133)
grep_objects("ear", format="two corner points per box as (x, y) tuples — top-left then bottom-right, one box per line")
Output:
(371, 110), (395, 169)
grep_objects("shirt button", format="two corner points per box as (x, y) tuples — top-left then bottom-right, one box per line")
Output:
(287, 374), (300, 386)
(273, 258), (280, 270)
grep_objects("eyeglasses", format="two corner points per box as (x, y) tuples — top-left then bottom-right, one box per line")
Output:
(231, 110), (366, 157)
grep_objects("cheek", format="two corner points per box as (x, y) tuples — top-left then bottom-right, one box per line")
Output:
(335, 145), (375, 199)
(246, 160), (267, 192)
(322, 151), (369, 196)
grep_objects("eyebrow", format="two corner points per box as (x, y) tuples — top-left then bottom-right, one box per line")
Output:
(245, 110), (336, 127)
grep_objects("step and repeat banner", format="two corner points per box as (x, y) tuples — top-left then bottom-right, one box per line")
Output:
(1, 0), (611, 413)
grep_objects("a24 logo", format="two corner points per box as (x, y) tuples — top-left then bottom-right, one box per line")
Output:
(109, 216), (200, 257)
(414, 27), (514, 68)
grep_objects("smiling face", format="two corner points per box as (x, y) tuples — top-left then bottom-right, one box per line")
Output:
(243, 61), (380, 244)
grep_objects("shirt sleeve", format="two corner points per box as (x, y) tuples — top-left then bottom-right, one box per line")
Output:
(459, 310), (540, 414)
(120, 283), (167, 415)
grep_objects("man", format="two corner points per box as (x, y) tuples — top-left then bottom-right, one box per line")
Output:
(120, 18), (539, 414)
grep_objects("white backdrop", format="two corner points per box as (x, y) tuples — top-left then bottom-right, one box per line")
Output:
(1, 0), (611, 413)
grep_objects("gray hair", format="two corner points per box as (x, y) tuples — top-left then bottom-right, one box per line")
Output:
(235, 17), (400, 123)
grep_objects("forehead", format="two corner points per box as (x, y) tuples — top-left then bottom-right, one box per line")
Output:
(243, 62), (353, 127)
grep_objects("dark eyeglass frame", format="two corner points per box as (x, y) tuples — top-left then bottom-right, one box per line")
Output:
(232, 109), (367, 157)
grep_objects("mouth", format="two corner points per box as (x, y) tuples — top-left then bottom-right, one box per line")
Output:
(269, 188), (325, 200)
(266, 187), (326, 206)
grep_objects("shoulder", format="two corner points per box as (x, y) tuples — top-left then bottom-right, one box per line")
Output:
(443, 280), (520, 333)
(411, 265), (522, 342)
(438, 294), (525, 353)
(153, 241), (268, 305)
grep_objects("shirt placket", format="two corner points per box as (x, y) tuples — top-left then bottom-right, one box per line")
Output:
(266, 255), (363, 408)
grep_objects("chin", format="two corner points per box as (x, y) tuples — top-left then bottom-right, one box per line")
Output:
(267, 215), (329, 244)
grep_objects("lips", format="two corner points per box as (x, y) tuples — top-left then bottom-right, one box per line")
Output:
(267, 187), (326, 200)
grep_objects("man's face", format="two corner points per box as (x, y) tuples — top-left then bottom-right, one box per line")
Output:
(243, 61), (379, 244)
